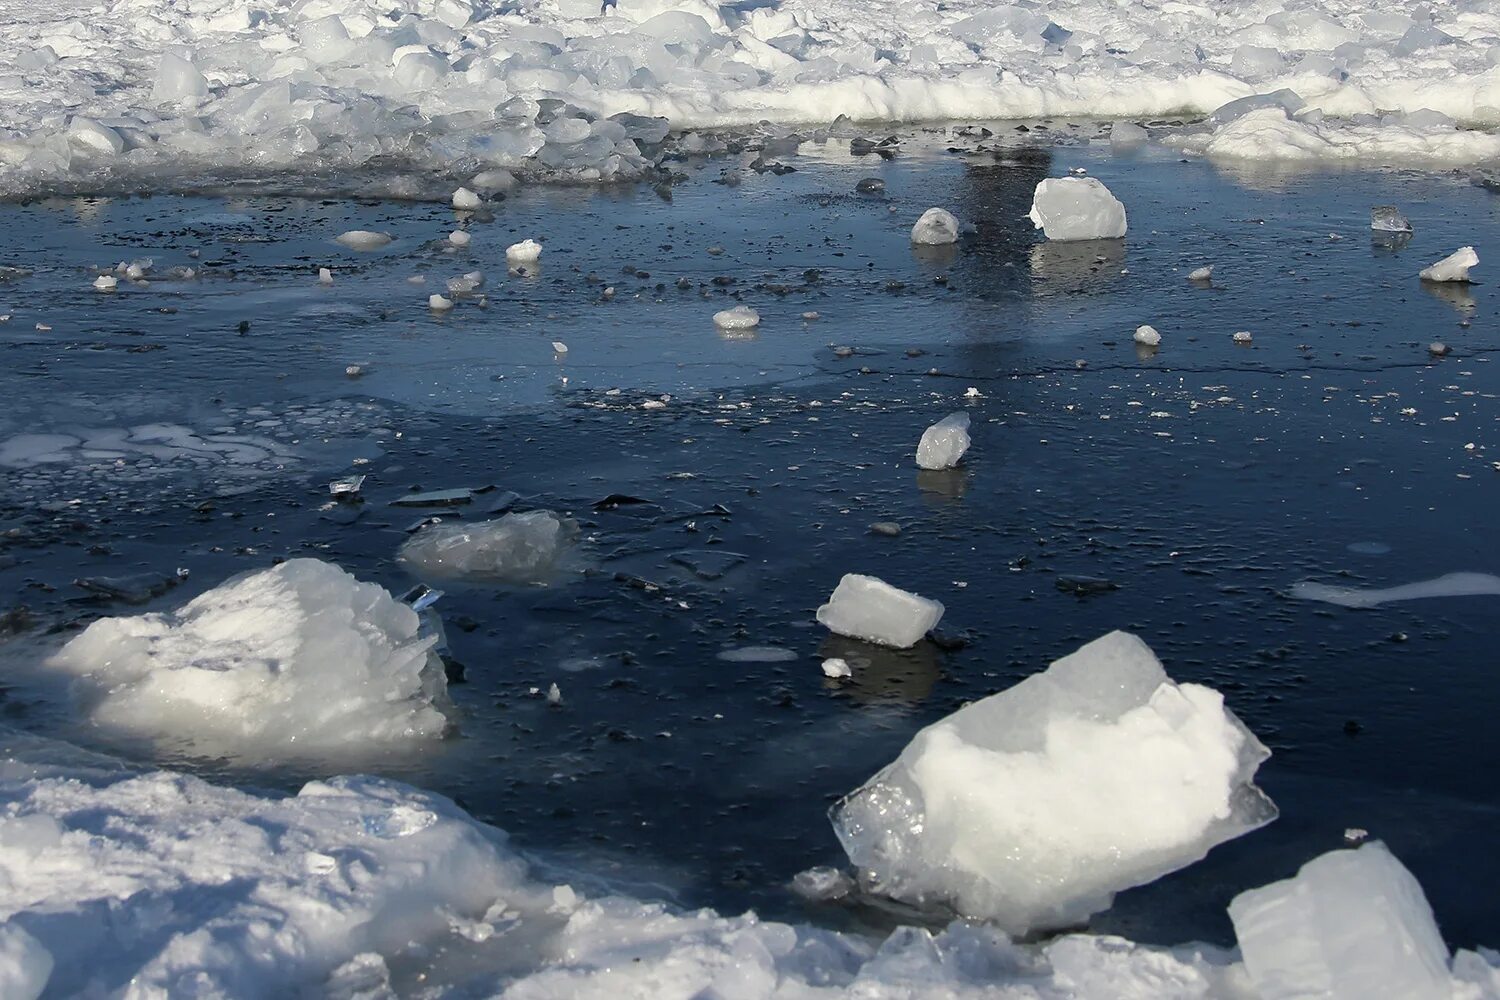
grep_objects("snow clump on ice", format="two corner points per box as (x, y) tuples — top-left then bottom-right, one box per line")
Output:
(400, 511), (577, 585)
(41, 558), (450, 756)
(832, 631), (1278, 934)
(915, 411), (970, 470)
(1028, 177), (1127, 241)
(816, 573), (944, 648)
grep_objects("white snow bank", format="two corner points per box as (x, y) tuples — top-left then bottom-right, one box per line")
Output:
(833, 631), (1277, 935)
(1230, 841), (1452, 1000)
(1171, 107), (1500, 165)
(1028, 177), (1127, 241)
(7, 0), (1500, 193)
(1291, 571), (1500, 608)
(816, 574), (944, 648)
(399, 510), (577, 584)
(42, 558), (450, 756)
(915, 411), (971, 470)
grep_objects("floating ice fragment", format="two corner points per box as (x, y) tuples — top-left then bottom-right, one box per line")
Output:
(451, 187), (482, 211)
(42, 559), (449, 755)
(1420, 246), (1478, 282)
(505, 239), (541, 263)
(329, 474), (365, 497)
(718, 646), (799, 663)
(449, 231), (470, 247)
(1188, 265), (1213, 281)
(1230, 842), (1451, 1000)
(791, 866), (854, 900)
(915, 412), (971, 470)
(335, 230), (393, 250)
(93, 274), (117, 292)
(1133, 324), (1161, 346)
(832, 631), (1276, 933)
(713, 305), (760, 329)
(1233, 330), (1253, 343)
(910, 207), (960, 245)
(1028, 177), (1127, 241)
(1429, 342), (1450, 356)
(318, 267), (333, 285)
(551, 341), (568, 354)
(546, 683), (562, 706)
(399, 511), (576, 584)
(964, 386), (982, 398)
(1371, 206), (1413, 233)
(816, 574), (944, 648)
(821, 657), (852, 678)
(1291, 571), (1500, 608)
(429, 294), (454, 311)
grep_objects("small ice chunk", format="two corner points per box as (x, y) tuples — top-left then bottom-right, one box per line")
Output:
(449, 230), (471, 247)
(335, 230), (393, 250)
(791, 866), (854, 900)
(911, 207), (960, 245)
(713, 305), (760, 329)
(68, 117), (125, 156)
(1371, 206), (1412, 233)
(1188, 265), (1213, 281)
(1420, 246), (1478, 283)
(551, 341), (568, 354)
(1110, 121), (1147, 148)
(832, 631), (1276, 933)
(329, 474), (365, 497)
(451, 187), (482, 211)
(1429, 342), (1450, 356)
(915, 412), (971, 470)
(546, 682), (562, 706)
(1233, 330), (1253, 343)
(399, 511), (576, 584)
(152, 51), (209, 104)
(1133, 324), (1161, 346)
(1230, 842), (1451, 1000)
(821, 657), (852, 679)
(816, 573), (944, 648)
(429, 294), (454, 311)
(318, 267), (333, 285)
(1028, 177), (1127, 241)
(93, 274), (118, 291)
(505, 239), (542, 263)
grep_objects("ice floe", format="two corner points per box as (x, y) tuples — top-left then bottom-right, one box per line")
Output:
(399, 510), (577, 585)
(816, 574), (944, 649)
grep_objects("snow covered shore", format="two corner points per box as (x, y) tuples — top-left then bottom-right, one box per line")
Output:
(4, 0), (1500, 193)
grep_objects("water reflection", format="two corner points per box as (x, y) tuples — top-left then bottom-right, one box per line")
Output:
(1029, 238), (1126, 294)
(916, 467), (968, 504)
(1371, 231), (1413, 252)
(1421, 279), (1476, 316)
(819, 635), (940, 706)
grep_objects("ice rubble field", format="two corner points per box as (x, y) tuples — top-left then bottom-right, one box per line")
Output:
(8, 0), (1500, 192)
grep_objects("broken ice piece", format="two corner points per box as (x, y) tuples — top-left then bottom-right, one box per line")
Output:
(1187, 266), (1213, 282)
(551, 341), (568, 354)
(400, 583), (445, 612)
(546, 683), (562, 706)
(1420, 246), (1478, 283)
(391, 488), (473, 507)
(1233, 330), (1254, 343)
(449, 231), (471, 247)
(1230, 842), (1451, 1000)
(1429, 342), (1450, 356)
(821, 657), (853, 679)
(318, 267), (333, 285)
(1371, 206), (1413, 233)
(429, 294), (454, 311)
(399, 511), (576, 584)
(335, 230), (392, 250)
(1133, 325), (1161, 346)
(328, 474), (366, 498)
(713, 305), (760, 329)
(910, 207), (960, 246)
(816, 573), (944, 648)
(915, 412), (971, 470)
(792, 866), (854, 901)
(1028, 177), (1128, 241)
(832, 631), (1277, 934)
(452, 187), (482, 211)
(506, 239), (542, 263)
(93, 274), (117, 291)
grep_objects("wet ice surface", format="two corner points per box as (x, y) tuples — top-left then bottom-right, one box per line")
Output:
(1, 134), (1498, 951)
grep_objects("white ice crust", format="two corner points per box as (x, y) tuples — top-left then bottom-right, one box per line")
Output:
(7, 0), (1500, 193)
(1230, 841), (1453, 1000)
(816, 573), (944, 648)
(915, 411), (971, 470)
(1028, 177), (1128, 241)
(42, 558), (449, 756)
(399, 510), (577, 584)
(832, 631), (1278, 934)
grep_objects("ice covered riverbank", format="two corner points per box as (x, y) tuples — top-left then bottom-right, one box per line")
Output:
(7, 0), (1500, 193)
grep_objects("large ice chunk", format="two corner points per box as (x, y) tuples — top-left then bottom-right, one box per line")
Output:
(1420, 246), (1478, 282)
(399, 511), (576, 584)
(816, 574), (944, 648)
(151, 52), (209, 104)
(1027, 178), (1127, 241)
(911, 207), (960, 245)
(1229, 841), (1452, 1000)
(43, 559), (449, 756)
(1371, 205), (1412, 233)
(915, 412), (971, 470)
(0, 925), (51, 1000)
(832, 631), (1276, 933)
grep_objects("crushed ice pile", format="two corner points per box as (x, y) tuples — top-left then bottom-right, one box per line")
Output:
(915, 411), (971, 470)
(7, 0), (1500, 192)
(1028, 177), (1127, 241)
(816, 574), (944, 648)
(398, 510), (577, 584)
(832, 631), (1278, 934)
(42, 558), (449, 756)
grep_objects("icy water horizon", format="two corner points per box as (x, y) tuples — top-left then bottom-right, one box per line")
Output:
(1, 130), (1497, 993)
